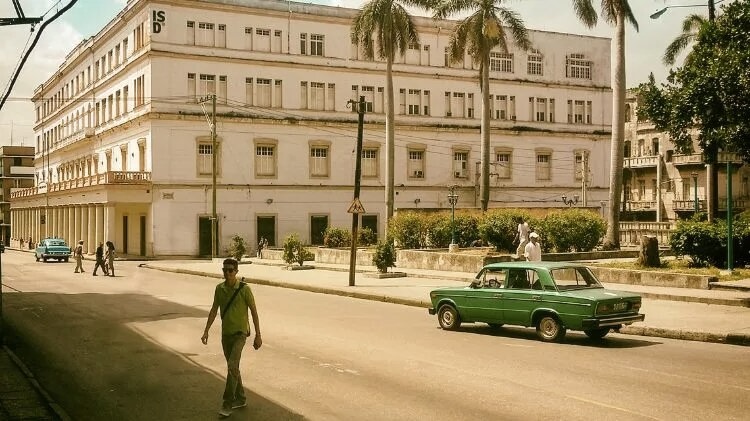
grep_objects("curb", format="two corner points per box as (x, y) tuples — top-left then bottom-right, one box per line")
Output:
(3, 345), (73, 421)
(142, 264), (750, 347)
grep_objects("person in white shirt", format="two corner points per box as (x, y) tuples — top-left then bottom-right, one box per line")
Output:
(524, 232), (542, 262)
(515, 218), (530, 257)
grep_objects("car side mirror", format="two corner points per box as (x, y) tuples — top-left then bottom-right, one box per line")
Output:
(470, 280), (481, 289)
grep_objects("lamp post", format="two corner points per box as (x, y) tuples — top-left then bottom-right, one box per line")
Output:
(727, 159), (734, 272)
(447, 185), (459, 253)
(649, 0), (722, 20)
(561, 194), (579, 207)
(691, 171), (699, 212)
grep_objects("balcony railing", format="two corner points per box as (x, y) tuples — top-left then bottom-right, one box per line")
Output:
(624, 200), (657, 211)
(719, 197), (749, 210)
(619, 221), (674, 248)
(624, 155), (659, 168)
(673, 199), (706, 211)
(10, 171), (151, 199)
(672, 153), (704, 166)
(717, 152), (744, 164)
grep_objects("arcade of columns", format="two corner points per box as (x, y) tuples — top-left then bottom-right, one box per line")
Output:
(11, 204), (116, 254)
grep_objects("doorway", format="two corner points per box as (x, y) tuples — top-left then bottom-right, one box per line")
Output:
(139, 215), (146, 256)
(198, 216), (219, 256)
(310, 215), (328, 245)
(122, 215), (129, 254)
(257, 216), (276, 247)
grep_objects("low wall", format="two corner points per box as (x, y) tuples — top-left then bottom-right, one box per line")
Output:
(315, 247), (374, 266)
(589, 267), (715, 289)
(396, 250), (509, 273)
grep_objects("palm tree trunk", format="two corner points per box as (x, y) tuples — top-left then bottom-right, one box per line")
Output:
(604, 12), (626, 249)
(480, 55), (491, 211)
(385, 58), (395, 224)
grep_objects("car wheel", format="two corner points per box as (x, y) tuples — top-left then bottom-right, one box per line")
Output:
(64, 257), (69, 262)
(536, 315), (566, 342)
(437, 304), (461, 331)
(584, 328), (610, 340)
(35, 255), (39, 262)
(487, 323), (504, 329)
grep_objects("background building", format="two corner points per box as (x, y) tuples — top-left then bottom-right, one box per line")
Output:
(1, 146), (35, 246)
(11, 0), (613, 257)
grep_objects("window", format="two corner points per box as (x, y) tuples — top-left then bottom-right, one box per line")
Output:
(114, 45), (121, 67)
(122, 38), (129, 61)
(122, 86), (128, 114)
(490, 52), (513, 73)
(493, 95), (507, 120)
(273, 30), (282, 52)
(682, 179), (691, 201)
(310, 34), (324, 56)
(362, 148), (378, 177)
(255, 144), (276, 176)
(423, 90), (430, 115)
(197, 142), (214, 175)
(453, 151), (468, 178)
(187, 73), (196, 100)
(638, 180), (646, 201)
(527, 49), (543, 75)
(586, 101), (592, 124)
(256, 28), (270, 52)
(566, 53), (592, 79)
(244, 27), (253, 50)
(310, 82), (325, 110)
(495, 150), (511, 179)
(529, 97), (548, 122)
(115, 90), (121, 117)
(408, 150), (424, 179)
(217, 24), (226, 48)
(256, 78), (271, 107)
(568, 100), (586, 124)
(199, 74), (215, 96)
(300, 82), (308, 109)
(310, 146), (329, 177)
(245, 78), (253, 105)
(536, 153), (551, 181)
(652, 138), (660, 155)
(327, 83), (335, 111)
(218, 75), (227, 104)
(198, 22), (215, 46)
(449, 92), (465, 118)
(574, 151), (588, 181)
(134, 75), (145, 107)
(408, 89), (421, 115)
(467, 93), (474, 118)
(353, 86), (375, 112)
(300, 33), (307, 55)
(273, 80), (282, 107)
(651, 179), (658, 201)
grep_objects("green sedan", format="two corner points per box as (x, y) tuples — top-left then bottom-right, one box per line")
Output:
(428, 262), (645, 342)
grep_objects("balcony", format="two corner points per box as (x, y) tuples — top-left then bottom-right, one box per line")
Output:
(717, 152), (744, 164)
(10, 171), (151, 199)
(624, 155), (659, 169)
(673, 199), (706, 211)
(625, 200), (657, 211)
(672, 153), (704, 166)
(719, 197), (749, 211)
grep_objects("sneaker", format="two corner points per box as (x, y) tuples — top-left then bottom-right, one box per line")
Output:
(231, 401), (247, 409)
(218, 407), (232, 417)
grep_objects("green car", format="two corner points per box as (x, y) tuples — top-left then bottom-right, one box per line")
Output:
(428, 262), (645, 342)
(35, 238), (72, 263)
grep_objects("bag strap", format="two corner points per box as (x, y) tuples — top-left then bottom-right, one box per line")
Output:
(220, 279), (246, 319)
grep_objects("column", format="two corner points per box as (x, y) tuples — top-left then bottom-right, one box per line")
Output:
(74, 205), (81, 244)
(80, 205), (88, 250)
(62, 207), (69, 242)
(10, 210), (14, 242)
(95, 205), (104, 250)
(104, 205), (115, 246)
(87, 206), (95, 254)
(69, 206), (76, 248)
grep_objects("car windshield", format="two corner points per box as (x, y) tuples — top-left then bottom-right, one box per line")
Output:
(549, 267), (602, 290)
(47, 240), (67, 246)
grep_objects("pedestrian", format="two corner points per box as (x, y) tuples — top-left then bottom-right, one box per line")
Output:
(515, 217), (530, 258)
(74, 240), (85, 273)
(19, 238), (24, 249)
(201, 258), (262, 418)
(28, 237), (33, 250)
(105, 241), (116, 277)
(92, 242), (108, 276)
(524, 232), (542, 262)
(256, 237), (265, 258)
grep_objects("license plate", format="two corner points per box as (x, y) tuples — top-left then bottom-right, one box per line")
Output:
(613, 302), (628, 311)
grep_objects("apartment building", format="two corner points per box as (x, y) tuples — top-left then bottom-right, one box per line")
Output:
(11, 0), (613, 257)
(1, 146), (35, 245)
(622, 92), (747, 222)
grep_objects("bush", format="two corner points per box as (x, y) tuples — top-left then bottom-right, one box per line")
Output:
(426, 213), (480, 248)
(538, 209), (606, 252)
(670, 218), (727, 267)
(227, 234), (247, 260)
(358, 227), (378, 246)
(388, 212), (429, 249)
(282, 234), (314, 266)
(323, 227), (351, 248)
(478, 209), (536, 252)
(372, 240), (397, 273)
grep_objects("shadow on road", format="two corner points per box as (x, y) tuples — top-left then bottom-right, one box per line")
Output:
(451, 324), (660, 348)
(3, 291), (305, 421)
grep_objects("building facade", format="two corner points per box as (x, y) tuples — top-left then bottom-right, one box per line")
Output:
(11, 0), (613, 257)
(622, 93), (747, 222)
(1, 146), (35, 246)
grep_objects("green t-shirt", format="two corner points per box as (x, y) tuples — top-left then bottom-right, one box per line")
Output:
(213, 280), (254, 336)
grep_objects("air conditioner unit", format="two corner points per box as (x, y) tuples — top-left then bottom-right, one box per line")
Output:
(455, 169), (466, 178)
(413, 170), (423, 178)
(511, 115), (517, 121)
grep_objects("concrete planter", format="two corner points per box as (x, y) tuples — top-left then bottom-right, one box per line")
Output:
(287, 264), (315, 271)
(589, 266), (716, 289)
(367, 271), (407, 279)
(314, 247), (375, 266)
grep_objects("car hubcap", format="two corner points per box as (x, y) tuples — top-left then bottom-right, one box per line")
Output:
(441, 311), (454, 326)
(541, 318), (558, 338)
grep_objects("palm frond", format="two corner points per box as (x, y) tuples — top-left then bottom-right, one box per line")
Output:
(497, 8), (531, 51)
(432, 0), (476, 20)
(682, 13), (707, 32)
(571, 0), (597, 28)
(663, 32), (696, 66)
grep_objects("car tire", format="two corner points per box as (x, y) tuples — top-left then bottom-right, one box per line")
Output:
(536, 315), (566, 343)
(35, 255), (39, 262)
(584, 328), (610, 340)
(487, 323), (504, 329)
(437, 304), (461, 331)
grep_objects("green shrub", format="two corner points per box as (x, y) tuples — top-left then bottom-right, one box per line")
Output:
(425, 213), (451, 248)
(358, 227), (378, 246)
(372, 240), (396, 273)
(282, 234), (314, 266)
(478, 209), (536, 252)
(388, 212), (429, 249)
(323, 227), (351, 248)
(227, 234), (247, 260)
(670, 218), (726, 267)
(538, 209), (605, 252)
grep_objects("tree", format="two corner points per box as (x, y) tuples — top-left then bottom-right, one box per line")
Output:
(571, 0), (638, 249)
(432, 0), (531, 211)
(662, 14), (707, 66)
(637, 0), (750, 164)
(351, 0), (431, 225)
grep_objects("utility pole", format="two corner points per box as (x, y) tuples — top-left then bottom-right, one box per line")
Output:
(580, 152), (588, 208)
(199, 94), (218, 259)
(347, 96), (366, 287)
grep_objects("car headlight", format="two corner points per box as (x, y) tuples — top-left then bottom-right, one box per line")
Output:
(596, 303), (610, 315)
(632, 301), (641, 312)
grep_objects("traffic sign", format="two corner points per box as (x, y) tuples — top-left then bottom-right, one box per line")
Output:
(347, 198), (366, 214)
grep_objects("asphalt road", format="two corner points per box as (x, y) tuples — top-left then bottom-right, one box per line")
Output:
(1, 250), (749, 421)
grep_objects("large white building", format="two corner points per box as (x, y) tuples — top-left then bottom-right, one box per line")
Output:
(11, 0), (613, 257)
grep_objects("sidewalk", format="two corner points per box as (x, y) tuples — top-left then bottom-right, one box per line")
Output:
(143, 258), (750, 347)
(0, 345), (65, 420)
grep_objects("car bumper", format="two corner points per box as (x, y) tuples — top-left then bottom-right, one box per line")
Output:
(582, 313), (645, 329)
(428, 308), (436, 315)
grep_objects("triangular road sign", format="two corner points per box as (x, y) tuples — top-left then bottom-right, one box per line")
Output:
(347, 198), (366, 214)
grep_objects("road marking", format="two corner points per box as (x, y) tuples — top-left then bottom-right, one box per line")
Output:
(624, 366), (750, 392)
(565, 395), (663, 420)
(298, 356), (361, 376)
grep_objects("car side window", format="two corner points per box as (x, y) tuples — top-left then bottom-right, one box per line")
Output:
(507, 269), (532, 290)
(483, 270), (506, 289)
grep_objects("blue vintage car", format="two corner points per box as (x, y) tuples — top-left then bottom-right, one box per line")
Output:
(35, 238), (72, 262)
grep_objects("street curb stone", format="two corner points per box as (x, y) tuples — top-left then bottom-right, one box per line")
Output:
(142, 264), (750, 347)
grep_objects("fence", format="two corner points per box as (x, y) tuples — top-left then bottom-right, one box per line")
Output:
(619, 222), (674, 248)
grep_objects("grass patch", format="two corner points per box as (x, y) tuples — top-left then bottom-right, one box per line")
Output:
(590, 259), (750, 281)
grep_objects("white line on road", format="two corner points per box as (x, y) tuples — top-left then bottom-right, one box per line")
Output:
(623, 365), (750, 392)
(565, 395), (664, 420)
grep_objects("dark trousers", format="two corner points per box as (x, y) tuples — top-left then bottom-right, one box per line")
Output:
(93, 258), (108, 275)
(221, 333), (247, 408)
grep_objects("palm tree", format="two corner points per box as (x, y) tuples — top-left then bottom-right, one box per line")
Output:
(572, 0), (638, 249)
(432, 0), (531, 212)
(351, 0), (430, 225)
(663, 14), (706, 66)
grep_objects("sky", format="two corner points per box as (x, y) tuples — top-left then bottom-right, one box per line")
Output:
(0, 0), (730, 146)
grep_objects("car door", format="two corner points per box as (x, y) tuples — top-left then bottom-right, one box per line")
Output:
(462, 269), (506, 323)
(501, 269), (542, 326)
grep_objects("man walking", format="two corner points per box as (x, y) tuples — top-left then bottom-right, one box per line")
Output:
(524, 232), (542, 262)
(74, 240), (85, 273)
(92, 242), (108, 276)
(515, 217), (530, 258)
(201, 258), (262, 418)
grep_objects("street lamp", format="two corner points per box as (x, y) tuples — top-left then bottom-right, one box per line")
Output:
(691, 171), (699, 212)
(650, 0), (724, 20)
(447, 185), (459, 252)
(561, 194), (579, 207)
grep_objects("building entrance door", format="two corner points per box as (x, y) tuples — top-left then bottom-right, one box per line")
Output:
(198, 216), (219, 256)
(257, 216), (276, 247)
(310, 215), (328, 245)
(140, 215), (146, 256)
